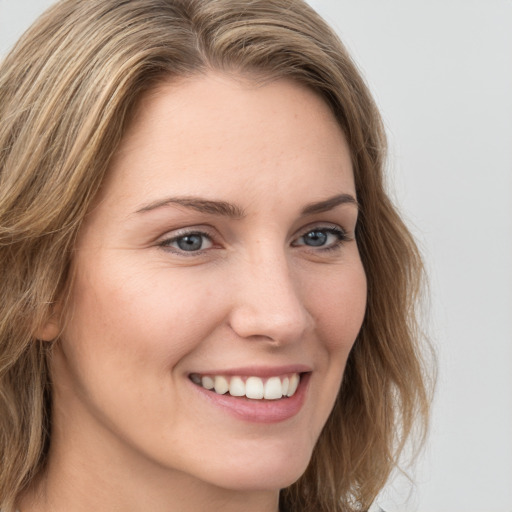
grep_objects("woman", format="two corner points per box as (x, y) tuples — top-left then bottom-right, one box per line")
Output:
(0, 1), (432, 511)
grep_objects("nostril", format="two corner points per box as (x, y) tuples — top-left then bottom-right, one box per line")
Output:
(228, 304), (311, 344)
(226, 256), (313, 342)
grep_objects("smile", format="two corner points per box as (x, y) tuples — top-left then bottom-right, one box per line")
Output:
(189, 373), (301, 400)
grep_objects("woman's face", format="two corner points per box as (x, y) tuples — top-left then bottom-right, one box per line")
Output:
(51, 74), (367, 493)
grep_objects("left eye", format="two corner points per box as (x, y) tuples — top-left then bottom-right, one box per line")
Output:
(161, 232), (213, 252)
(293, 227), (347, 249)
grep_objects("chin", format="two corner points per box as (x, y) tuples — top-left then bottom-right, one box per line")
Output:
(201, 443), (313, 492)
(214, 467), (306, 493)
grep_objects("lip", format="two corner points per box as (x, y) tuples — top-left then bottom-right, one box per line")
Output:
(188, 365), (312, 424)
(189, 364), (312, 378)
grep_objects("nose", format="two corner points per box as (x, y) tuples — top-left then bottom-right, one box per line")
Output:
(227, 248), (313, 344)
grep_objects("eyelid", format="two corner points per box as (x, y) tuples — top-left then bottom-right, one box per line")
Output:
(292, 223), (352, 250)
(157, 226), (218, 255)
(154, 222), (353, 256)
(294, 222), (351, 239)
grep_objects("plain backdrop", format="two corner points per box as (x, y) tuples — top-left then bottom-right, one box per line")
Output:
(1, 1), (511, 511)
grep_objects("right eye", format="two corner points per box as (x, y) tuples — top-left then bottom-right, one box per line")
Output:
(160, 231), (213, 253)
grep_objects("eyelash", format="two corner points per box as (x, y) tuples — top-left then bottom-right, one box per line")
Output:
(158, 229), (214, 255)
(158, 225), (351, 256)
(292, 226), (350, 252)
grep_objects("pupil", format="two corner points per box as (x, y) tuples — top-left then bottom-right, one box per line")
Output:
(177, 235), (203, 251)
(305, 230), (327, 246)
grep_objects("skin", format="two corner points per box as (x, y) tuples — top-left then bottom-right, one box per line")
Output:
(24, 73), (367, 512)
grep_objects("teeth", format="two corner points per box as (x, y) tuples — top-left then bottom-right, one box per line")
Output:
(287, 373), (299, 397)
(191, 373), (302, 400)
(264, 376), (283, 400)
(201, 376), (214, 390)
(229, 376), (245, 397)
(245, 377), (264, 399)
(214, 375), (229, 395)
(282, 376), (289, 396)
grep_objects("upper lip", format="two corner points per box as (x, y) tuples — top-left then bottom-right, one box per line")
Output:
(188, 364), (312, 378)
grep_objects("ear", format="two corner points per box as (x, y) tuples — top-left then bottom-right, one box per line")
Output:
(35, 304), (62, 342)
(37, 319), (60, 341)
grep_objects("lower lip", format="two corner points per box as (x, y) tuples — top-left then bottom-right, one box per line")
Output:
(191, 373), (310, 424)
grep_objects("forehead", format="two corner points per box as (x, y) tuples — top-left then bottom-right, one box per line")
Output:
(121, 73), (345, 150)
(99, 72), (354, 210)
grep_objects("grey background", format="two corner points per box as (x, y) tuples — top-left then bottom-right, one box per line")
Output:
(1, 1), (511, 511)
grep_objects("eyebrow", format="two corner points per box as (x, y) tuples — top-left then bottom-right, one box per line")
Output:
(300, 193), (359, 215)
(135, 196), (246, 218)
(135, 193), (358, 217)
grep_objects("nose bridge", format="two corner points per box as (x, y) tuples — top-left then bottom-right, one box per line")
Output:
(228, 242), (312, 343)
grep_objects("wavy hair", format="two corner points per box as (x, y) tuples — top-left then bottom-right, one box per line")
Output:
(0, 1), (433, 511)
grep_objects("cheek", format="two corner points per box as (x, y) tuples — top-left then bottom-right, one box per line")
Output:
(297, 260), (366, 450)
(310, 260), (367, 352)
(62, 260), (225, 370)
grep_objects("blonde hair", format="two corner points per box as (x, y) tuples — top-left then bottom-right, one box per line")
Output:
(0, 1), (433, 511)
